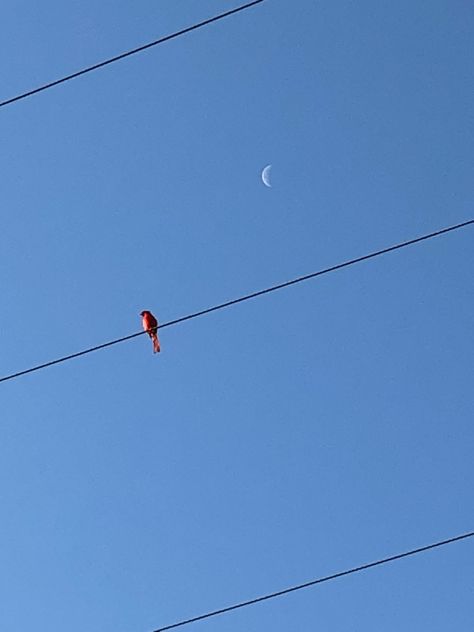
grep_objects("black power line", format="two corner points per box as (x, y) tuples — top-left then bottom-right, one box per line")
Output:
(0, 219), (472, 385)
(152, 531), (474, 631)
(0, 0), (266, 109)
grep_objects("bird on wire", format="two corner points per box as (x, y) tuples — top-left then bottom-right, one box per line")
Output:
(140, 310), (161, 353)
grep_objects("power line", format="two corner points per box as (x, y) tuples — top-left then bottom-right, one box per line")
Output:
(152, 531), (474, 631)
(0, 0), (266, 109)
(0, 219), (472, 385)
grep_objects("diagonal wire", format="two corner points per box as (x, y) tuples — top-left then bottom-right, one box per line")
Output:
(0, 219), (472, 384)
(0, 0), (266, 109)
(151, 531), (474, 631)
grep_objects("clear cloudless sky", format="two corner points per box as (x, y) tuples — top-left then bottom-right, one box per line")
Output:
(0, 1), (473, 631)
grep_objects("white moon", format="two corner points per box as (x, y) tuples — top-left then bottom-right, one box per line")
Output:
(261, 164), (272, 187)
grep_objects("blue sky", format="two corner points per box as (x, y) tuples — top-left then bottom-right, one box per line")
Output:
(1, 1), (473, 630)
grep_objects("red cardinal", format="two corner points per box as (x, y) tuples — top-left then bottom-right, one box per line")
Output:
(140, 310), (161, 353)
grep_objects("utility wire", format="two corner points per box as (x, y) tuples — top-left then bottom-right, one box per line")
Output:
(151, 531), (474, 631)
(0, 0), (266, 109)
(0, 219), (472, 385)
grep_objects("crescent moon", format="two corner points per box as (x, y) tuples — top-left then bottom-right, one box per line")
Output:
(261, 164), (272, 188)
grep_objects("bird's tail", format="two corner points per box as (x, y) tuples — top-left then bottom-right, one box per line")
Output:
(151, 332), (161, 353)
